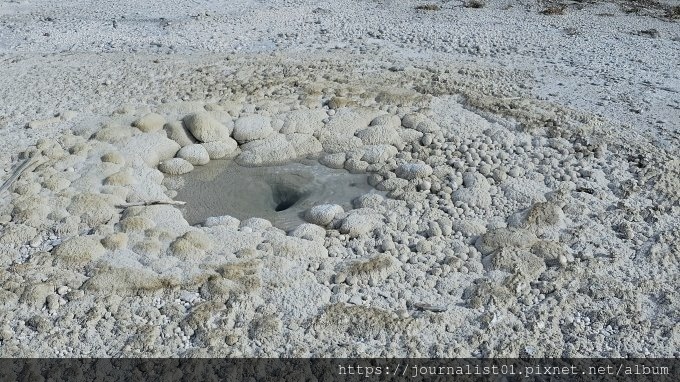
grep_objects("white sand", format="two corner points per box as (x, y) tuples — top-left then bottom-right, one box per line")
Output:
(0, 0), (678, 357)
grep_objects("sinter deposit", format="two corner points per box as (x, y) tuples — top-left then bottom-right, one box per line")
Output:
(0, 0), (678, 358)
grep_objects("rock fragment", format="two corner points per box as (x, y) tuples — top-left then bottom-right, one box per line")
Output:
(164, 121), (197, 147)
(53, 236), (106, 267)
(233, 115), (274, 143)
(396, 163), (433, 180)
(159, 158), (194, 175)
(305, 204), (344, 226)
(183, 112), (232, 143)
(132, 113), (165, 133)
(340, 211), (383, 237)
(475, 227), (538, 255)
(201, 139), (238, 160)
(177, 144), (210, 166)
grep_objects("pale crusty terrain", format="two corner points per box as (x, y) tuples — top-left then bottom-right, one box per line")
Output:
(0, 0), (678, 357)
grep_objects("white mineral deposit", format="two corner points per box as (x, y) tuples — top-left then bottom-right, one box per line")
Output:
(0, 0), (678, 358)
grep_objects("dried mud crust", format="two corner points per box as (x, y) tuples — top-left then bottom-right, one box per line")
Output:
(0, 56), (678, 357)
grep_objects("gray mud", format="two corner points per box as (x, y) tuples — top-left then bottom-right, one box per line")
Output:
(173, 159), (377, 231)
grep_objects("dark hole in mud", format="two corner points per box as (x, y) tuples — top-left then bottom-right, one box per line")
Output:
(169, 158), (379, 231)
(273, 185), (307, 212)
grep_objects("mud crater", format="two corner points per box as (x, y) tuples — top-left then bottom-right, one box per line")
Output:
(171, 158), (378, 231)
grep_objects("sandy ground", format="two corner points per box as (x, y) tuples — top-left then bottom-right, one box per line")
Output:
(0, 0), (678, 357)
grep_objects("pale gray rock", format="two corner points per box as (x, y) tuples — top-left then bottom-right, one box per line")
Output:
(452, 188), (492, 208)
(233, 115), (274, 143)
(531, 240), (573, 267)
(240, 217), (273, 231)
(305, 204), (344, 226)
(415, 120), (440, 133)
(359, 145), (398, 164)
(370, 114), (401, 128)
(319, 153), (346, 169)
(280, 109), (327, 135)
(355, 126), (404, 147)
(452, 218), (488, 237)
(289, 223), (326, 242)
(340, 212), (383, 237)
(158, 158), (194, 175)
(396, 127), (424, 143)
(452, 172), (493, 208)
(401, 112), (428, 128)
(183, 112), (232, 143)
(319, 133), (364, 153)
(376, 177), (409, 191)
(132, 205), (190, 237)
(344, 158), (369, 173)
(201, 138), (238, 160)
(353, 193), (384, 209)
(177, 144), (210, 166)
(133, 113), (165, 133)
(237, 134), (298, 166)
(462, 172), (491, 190)
(287, 133), (323, 157)
(475, 227), (538, 255)
(203, 215), (240, 229)
(396, 163), (433, 180)
(164, 120), (197, 147)
(501, 178), (550, 205)
(121, 131), (180, 167)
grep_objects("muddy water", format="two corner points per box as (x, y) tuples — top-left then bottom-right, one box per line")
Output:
(172, 159), (378, 231)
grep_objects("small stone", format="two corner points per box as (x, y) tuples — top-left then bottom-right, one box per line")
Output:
(240, 217), (272, 231)
(344, 158), (369, 173)
(183, 112), (232, 143)
(414, 120), (439, 133)
(395, 163), (433, 180)
(204, 215), (240, 228)
(289, 223), (326, 242)
(353, 193), (384, 209)
(101, 233), (128, 250)
(334, 273), (347, 284)
(305, 204), (344, 226)
(233, 115), (274, 143)
(370, 114), (401, 128)
(164, 120), (197, 147)
(475, 227), (538, 255)
(201, 138), (238, 159)
(133, 113), (165, 133)
(101, 151), (126, 165)
(158, 158), (194, 175)
(179, 291), (196, 304)
(401, 113), (427, 129)
(418, 180), (431, 191)
(29, 237), (42, 248)
(0, 326), (13, 341)
(46, 294), (59, 311)
(226, 334), (239, 346)
(340, 212), (383, 237)
(52, 235), (106, 267)
(508, 166), (524, 178)
(319, 153), (346, 169)
(328, 97), (350, 109)
(177, 144), (210, 165)
(559, 254), (568, 266)
(415, 240), (432, 253)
